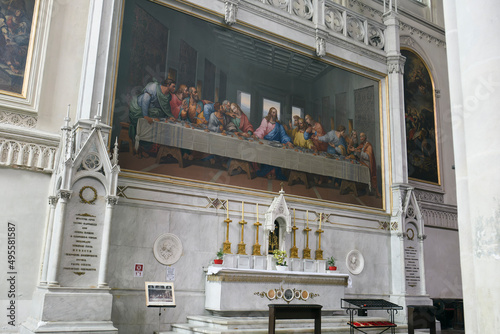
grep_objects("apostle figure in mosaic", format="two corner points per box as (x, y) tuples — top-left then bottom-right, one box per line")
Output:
(318, 125), (348, 156)
(226, 103), (254, 137)
(170, 84), (189, 119)
(207, 102), (226, 133)
(179, 86), (205, 124)
(128, 78), (176, 151)
(285, 115), (300, 138)
(351, 132), (380, 197)
(304, 114), (328, 152)
(293, 118), (315, 150)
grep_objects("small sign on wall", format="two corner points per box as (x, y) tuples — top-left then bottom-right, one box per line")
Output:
(135, 263), (144, 277)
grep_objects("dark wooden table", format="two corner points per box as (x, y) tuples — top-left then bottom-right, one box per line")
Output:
(268, 304), (322, 334)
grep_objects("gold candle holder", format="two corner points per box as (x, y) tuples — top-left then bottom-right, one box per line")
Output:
(315, 213), (324, 260)
(223, 200), (232, 254)
(237, 201), (247, 255)
(252, 204), (262, 256)
(303, 210), (311, 259)
(290, 208), (299, 258)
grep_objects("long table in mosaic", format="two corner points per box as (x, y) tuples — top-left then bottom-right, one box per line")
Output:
(136, 118), (371, 186)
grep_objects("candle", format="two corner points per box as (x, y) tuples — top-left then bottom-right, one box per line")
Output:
(319, 213), (322, 230)
(227, 200), (229, 219)
(306, 210), (309, 228)
(293, 208), (296, 226)
(257, 203), (259, 220)
(242, 201), (244, 220)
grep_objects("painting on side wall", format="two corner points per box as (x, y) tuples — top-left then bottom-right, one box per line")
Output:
(401, 49), (440, 185)
(0, 0), (39, 97)
(111, 0), (384, 210)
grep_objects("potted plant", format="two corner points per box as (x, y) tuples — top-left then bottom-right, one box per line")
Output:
(214, 248), (224, 265)
(273, 249), (288, 271)
(327, 256), (337, 271)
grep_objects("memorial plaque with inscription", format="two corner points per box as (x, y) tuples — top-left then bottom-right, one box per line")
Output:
(59, 179), (105, 287)
(404, 225), (421, 293)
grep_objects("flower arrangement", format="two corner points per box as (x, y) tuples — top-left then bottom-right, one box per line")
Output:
(273, 249), (287, 266)
(327, 256), (337, 270)
(216, 248), (224, 260)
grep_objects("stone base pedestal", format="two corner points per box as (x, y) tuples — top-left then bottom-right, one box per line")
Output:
(20, 286), (117, 334)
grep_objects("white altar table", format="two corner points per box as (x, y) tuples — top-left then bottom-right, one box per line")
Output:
(204, 266), (349, 313)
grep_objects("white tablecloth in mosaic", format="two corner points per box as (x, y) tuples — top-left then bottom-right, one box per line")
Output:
(136, 119), (370, 186)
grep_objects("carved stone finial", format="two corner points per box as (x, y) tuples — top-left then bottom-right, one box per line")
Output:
(315, 36), (326, 57)
(224, 1), (238, 25)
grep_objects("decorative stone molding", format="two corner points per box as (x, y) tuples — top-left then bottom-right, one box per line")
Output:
(291, 0), (314, 21)
(400, 36), (415, 47)
(387, 55), (406, 74)
(0, 110), (37, 128)
(224, 0), (239, 25)
(315, 29), (327, 57)
(417, 234), (427, 241)
(348, 0), (383, 20)
(106, 196), (119, 206)
(0, 137), (57, 172)
(238, 0), (386, 63)
(399, 21), (446, 48)
(414, 189), (444, 204)
(48, 196), (58, 206)
(420, 208), (458, 230)
(57, 190), (72, 201)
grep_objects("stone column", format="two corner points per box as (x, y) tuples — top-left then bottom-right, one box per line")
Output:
(443, 0), (500, 332)
(98, 196), (119, 287)
(46, 190), (72, 286)
(39, 196), (57, 285)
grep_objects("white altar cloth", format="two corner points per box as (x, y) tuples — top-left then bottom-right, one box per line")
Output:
(205, 266), (349, 312)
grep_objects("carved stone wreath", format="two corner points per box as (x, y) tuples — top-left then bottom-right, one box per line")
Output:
(153, 233), (183, 265)
(79, 186), (98, 205)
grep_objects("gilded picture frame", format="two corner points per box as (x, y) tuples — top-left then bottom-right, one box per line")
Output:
(0, 0), (40, 98)
(111, 0), (384, 209)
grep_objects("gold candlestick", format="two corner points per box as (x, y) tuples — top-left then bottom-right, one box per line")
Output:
(223, 200), (232, 254)
(237, 201), (247, 255)
(315, 228), (324, 260)
(252, 203), (262, 256)
(303, 211), (311, 259)
(290, 208), (298, 258)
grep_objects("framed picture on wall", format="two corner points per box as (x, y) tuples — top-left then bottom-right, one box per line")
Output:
(145, 282), (175, 307)
(111, 0), (384, 210)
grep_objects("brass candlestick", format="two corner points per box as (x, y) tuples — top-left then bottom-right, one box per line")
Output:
(303, 210), (311, 259)
(223, 200), (232, 254)
(252, 204), (262, 256)
(315, 213), (324, 260)
(315, 229), (324, 260)
(238, 219), (247, 254)
(223, 218), (232, 254)
(237, 201), (247, 255)
(290, 208), (299, 258)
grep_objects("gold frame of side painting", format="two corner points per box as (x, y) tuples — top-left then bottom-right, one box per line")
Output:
(0, 0), (40, 98)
